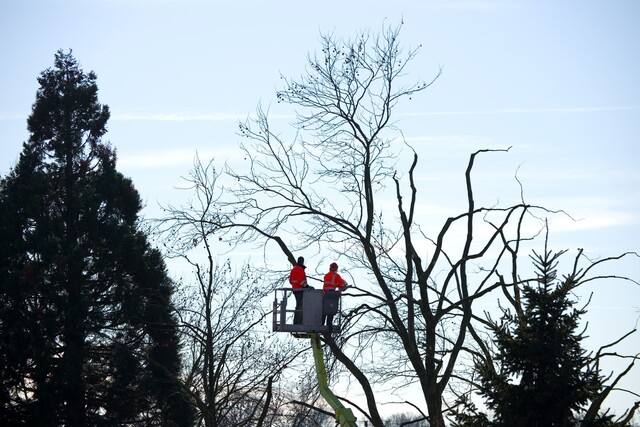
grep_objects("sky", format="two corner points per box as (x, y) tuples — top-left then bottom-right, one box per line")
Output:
(1, 0), (639, 419)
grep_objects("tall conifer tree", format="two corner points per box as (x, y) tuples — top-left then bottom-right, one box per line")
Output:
(455, 245), (603, 427)
(0, 50), (194, 426)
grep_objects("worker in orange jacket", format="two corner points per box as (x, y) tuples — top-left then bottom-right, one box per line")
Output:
(289, 256), (307, 324)
(323, 262), (347, 327)
(323, 262), (347, 292)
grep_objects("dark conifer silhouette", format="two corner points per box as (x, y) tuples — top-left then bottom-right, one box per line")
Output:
(0, 50), (194, 426)
(455, 242), (607, 427)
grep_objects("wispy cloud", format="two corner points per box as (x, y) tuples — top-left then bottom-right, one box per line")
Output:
(99, 0), (230, 4)
(117, 147), (246, 170)
(399, 106), (640, 117)
(429, 1), (513, 10)
(106, 106), (639, 123)
(528, 195), (640, 232)
(111, 112), (244, 122)
(117, 149), (201, 169)
(404, 134), (495, 146)
(111, 112), (295, 122)
(547, 210), (638, 232)
(0, 113), (27, 120)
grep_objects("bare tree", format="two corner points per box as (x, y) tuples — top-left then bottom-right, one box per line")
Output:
(383, 411), (429, 427)
(156, 156), (308, 426)
(194, 24), (543, 427)
(182, 24), (637, 427)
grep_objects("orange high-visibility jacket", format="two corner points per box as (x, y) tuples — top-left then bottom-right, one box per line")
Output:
(289, 265), (307, 289)
(323, 271), (346, 292)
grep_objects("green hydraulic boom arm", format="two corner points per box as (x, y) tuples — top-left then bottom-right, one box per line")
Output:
(310, 333), (358, 426)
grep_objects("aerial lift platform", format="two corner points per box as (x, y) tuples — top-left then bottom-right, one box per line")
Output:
(272, 288), (357, 426)
(272, 287), (341, 335)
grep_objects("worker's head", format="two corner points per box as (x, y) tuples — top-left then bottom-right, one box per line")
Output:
(330, 262), (338, 271)
(297, 256), (305, 267)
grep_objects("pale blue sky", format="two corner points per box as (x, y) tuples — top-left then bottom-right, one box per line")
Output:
(1, 0), (639, 417)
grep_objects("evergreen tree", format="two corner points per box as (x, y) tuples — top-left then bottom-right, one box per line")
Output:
(0, 50), (194, 426)
(457, 246), (602, 427)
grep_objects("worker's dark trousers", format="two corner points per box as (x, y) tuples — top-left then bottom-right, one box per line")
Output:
(294, 291), (303, 324)
(322, 290), (341, 327)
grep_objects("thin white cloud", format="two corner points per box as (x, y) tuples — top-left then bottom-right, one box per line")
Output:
(111, 112), (244, 122)
(547, 211), (638, 232)
(107, 106), (639, 122)
(405, 193), (639, 238)
(403, 134), (500, 152)
(405, 134), (493, 144)
(110, 112), (295, 122)
(429, 1), (514, 10)
(118, 149), (200, 169)
(98, 0), (228, 4)
(520, 195), (640, 233)
(0, 113), (27, 120)
(117, 146), (248, 170)
(398, 106), (640, 117)
(521, 168), (640, 184)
